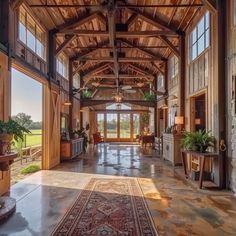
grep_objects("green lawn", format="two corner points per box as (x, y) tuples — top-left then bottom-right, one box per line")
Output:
(12, 129), (42, 148)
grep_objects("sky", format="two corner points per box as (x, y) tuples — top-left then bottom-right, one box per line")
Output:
(11, 68), (42, 122)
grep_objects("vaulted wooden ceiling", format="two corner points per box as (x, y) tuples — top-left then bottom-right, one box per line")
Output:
(26, 0), (208, 95)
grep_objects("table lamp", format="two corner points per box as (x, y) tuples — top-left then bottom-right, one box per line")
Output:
(175, 116), (184, 133)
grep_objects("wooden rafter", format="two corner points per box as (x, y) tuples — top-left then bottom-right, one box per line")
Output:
(10, 0), (24, 10)
(127, 63), (155, 77)
(126, 13), (138, 28)
(158, 36), (180, 58)
(119, 39), (166, 61)
(125, 7), (184, 35)
(201, 0), (217, 13)
(77, 57), (164, 62)
(81, 62), (111, 79)
(83, 74), (154, 79)
(58, 11), (100, 32)
(56, 30), (177, 37)
(56, 35), (76, 56)
(71, 40), (110, 61)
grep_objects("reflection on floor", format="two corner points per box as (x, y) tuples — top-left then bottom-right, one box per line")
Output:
(1, 143), (236, 236)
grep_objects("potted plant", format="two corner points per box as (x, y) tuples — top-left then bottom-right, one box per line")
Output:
(73, 124), (90, 153)
(143, 92), (156, 102)
(0, 118), (31, 155)
(182, 130), (215, 152)
(81, 90), (92, 99)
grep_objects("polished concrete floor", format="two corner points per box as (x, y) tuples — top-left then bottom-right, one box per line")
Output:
(1, 144), (236, 236)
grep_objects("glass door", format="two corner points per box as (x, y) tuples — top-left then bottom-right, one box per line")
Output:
(97, 113), (105, 137)
(106, 113), (118, 139)
(133, 113), (140, 140)
(120, 113), (131, 140)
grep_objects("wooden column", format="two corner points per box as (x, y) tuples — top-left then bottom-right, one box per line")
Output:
(80, 73), (84, 129)
(178, 35), (186, 117)
(164, 61), (168, 95)
(68, 60), (73, 133)
(216, 0), (227, 188)
(0, 0), (10, 47)
(154, 75), (158, 136)
(48, 29), (57, 80)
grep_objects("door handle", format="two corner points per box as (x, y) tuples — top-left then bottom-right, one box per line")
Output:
(219, 139), (227, 152)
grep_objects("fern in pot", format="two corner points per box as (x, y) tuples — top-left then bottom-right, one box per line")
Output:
(0, 119), (31, 155)
(182, 130), (215, 152)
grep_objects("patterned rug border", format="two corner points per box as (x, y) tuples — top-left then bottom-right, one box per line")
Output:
(50, 177), (158, 236)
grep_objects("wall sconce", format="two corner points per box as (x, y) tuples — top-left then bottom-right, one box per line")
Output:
(161, 104), (168, 109)
(195, 118), (201, 125)
(63, 101), (72, 106)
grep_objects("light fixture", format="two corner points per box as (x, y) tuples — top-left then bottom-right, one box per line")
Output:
(175, 116), (184, 125)
(63, 101), (72, 106)
(168, 95), (178, 101)
(161, 104), (168, 109)
(114, 94), (122, 103)
(175, 116), (184, 133)
(116, 103), (121, 110)
(195, 118), (201, 125)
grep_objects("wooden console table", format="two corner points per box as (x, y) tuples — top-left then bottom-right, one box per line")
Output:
(0, 152), (18, 173)
(61, 138), (84, 160)
(181, 149), (219, 189)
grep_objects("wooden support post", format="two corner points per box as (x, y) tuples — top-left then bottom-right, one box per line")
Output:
(0, 0), (10, 47)
(68, 60), (73, 133)
(48, 29), (57, 80)
(216, 0), (227, 188)
(178, 35), (185, 117)
(80, 73), (84, 129)
(164, 61), (168, 95)
(154, 75), (158, 137)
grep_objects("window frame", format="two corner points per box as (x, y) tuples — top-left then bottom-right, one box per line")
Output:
(169, 56), (179, 79)
(189, 11), (210, 63)
(18, 5), (46, 61)
(56, 53), (69, 80)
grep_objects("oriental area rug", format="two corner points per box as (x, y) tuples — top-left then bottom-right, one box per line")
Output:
(51, 178), (158, 236)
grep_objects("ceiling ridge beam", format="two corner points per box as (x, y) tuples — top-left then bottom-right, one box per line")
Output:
(158, 35), (180, 58)
(125, 7), (184, 35)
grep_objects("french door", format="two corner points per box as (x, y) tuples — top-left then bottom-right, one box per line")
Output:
(97, 112), (140, 142)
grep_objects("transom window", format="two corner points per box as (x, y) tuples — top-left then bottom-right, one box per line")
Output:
(169, 56), (178, 79)
(106, 103), (131, 110)
(57, 54), (69, 80)
(18, 5), (46, 60)
(157, 74), (164, 89)
(189, 12), (210, 62)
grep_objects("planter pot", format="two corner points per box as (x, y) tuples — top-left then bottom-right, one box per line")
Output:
(0, 134), (13, 155)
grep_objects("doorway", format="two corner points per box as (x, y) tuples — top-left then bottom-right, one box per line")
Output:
(96, 112), (140, 142)
(11, 68), (43, 184)
(190, 93), (206, 131)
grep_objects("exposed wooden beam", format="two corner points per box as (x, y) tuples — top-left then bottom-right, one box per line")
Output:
(158, 36), (180, 58)
(29, 3), (204, 8)
(127, 63), (155, 77)
(107, 1), (119, 80)
(151, 63), (165, 75)
(56, 35), (76, 56)
(125, 8), (184, 35)
(56, 30), (177, 37)
(201, 0), (217, 13)
(71, 40), (110, 60)
(77, 57), (164, 62)
(84, 74), (154, 79)
(72, 62), (85, 76)
(69, 45), (171, 50)
(126, 13), (138, 27)
(10, 0), (24, 10)
(81, 99), (155, 108)
(81, 62), (111, 79)
(119, 39), (166, 61)
(58, 11), (100, 32)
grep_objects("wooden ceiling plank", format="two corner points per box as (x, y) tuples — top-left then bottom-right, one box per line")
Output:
(125, 7), (184, 35)
(158, 35), (180, 58)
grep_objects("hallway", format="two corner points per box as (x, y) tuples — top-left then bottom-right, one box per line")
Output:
(1, 144), (236, 236)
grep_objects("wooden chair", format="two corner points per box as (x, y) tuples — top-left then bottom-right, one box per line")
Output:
(93, 132), (104, 145)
